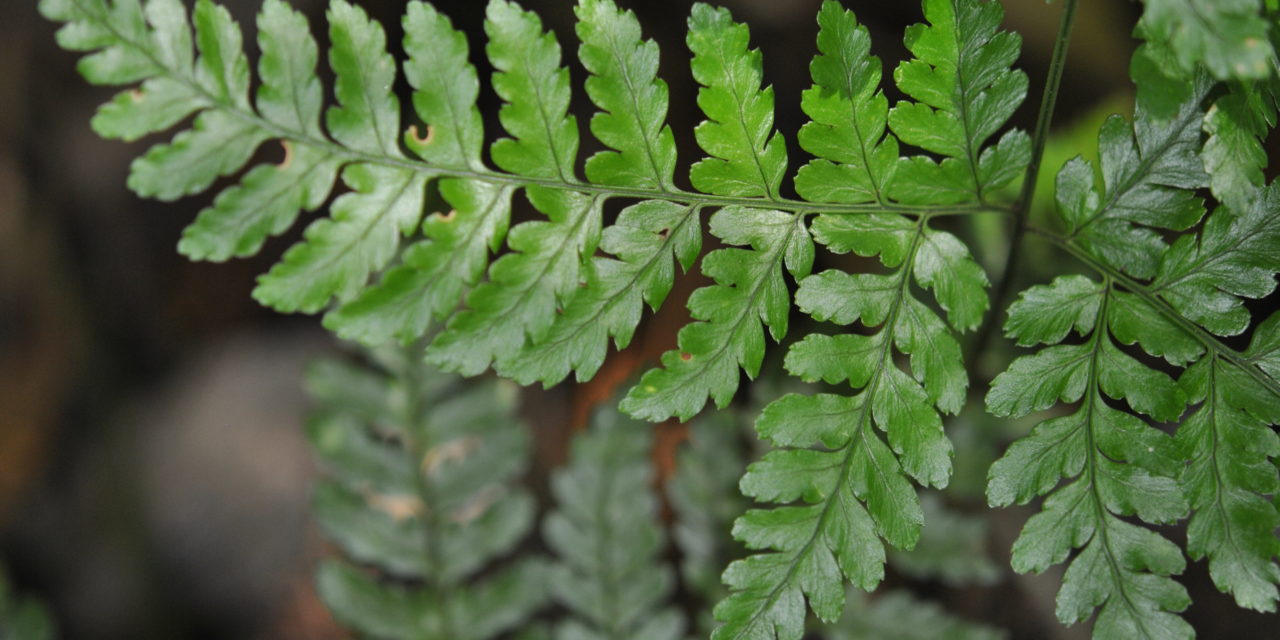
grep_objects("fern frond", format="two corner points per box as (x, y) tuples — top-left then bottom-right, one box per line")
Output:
(1200, 78), (1278, 212)
(621, 4), (810, 421)
(992, 47), (1280, 629)
(306, 350), (547, 639)
(44, 0), (1008, 426)
(325, 2), (509, 345)
(888, 0), (1029, 203)
(709, 2), (1016, 636)
(987, 275), (1192, 638)
(1057, 73), (1210, 280)
(497, 0), (690, 386)
(545, 405), (685, 640)
(823, 590), (1003, 640)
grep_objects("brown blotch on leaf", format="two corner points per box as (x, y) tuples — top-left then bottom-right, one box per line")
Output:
(409, 124), (436, 146)
(436, 209), (457, 223)
(679, 352), (692, 361)
(129, 88), (145, 103)
(366, 492), (424, 522)
(277, 140), (294, 171)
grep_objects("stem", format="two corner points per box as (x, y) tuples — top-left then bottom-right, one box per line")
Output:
(970, 0), (1079, 361)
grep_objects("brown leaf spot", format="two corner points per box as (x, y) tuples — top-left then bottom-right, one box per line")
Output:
(366, 492), (423, 522)
(409, 124), (435, 146)
(277, 140), (294, 171)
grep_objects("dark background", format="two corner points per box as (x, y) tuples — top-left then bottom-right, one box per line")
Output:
(0, 0), (1270, 638)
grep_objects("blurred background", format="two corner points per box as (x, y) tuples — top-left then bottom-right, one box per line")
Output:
(0, 0), (1272, 638)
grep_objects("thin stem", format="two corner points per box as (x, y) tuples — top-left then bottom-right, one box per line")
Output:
(970, 0), (1079, 361)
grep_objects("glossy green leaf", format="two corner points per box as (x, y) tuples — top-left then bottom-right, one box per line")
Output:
(622, 207), (810, 421)
(428, 0), (600, 374)
(795, 0), (898, 204)
(988, 282), (1193, 638)
(576, 0), (676, 188)
(888, 0), (1030, 203)
(686, 2), (787, 199)
(1138, 0), (1274, 81)
(1058, 72), (1210, 279)
(1154, 182), (1280, 337)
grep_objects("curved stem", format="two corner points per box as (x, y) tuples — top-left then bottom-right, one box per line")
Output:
(970, 0), (1079, 361)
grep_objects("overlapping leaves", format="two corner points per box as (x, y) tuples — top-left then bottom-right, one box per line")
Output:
(991, 51), (1280, 635)
(709, 2), (1008, 638)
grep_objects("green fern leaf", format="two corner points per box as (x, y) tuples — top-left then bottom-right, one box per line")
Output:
(888, 0), (1029, 203)
(254, 1), (424, 313)
(307, 352), (547, 640)
(795, 1), (897, 205)
(1177, 345), (1280, 612)
(325, 2), (510, 345)
(88, 0), (203, 141)
(987, 276), (1193, 639)
(1138, 0), (1275, 81)
(177, 0), (340, 261)
(708, 0), (1016, 633)
(545, 405), (685, 640)
(623, 205), (811, 421)
(497, 0), (691, 386)
(127, 0), (267, 201)
(1201, 79), (1278, 212)
(1153, 182), (1280, 336)
(426, 0), (603, 376)
(1058, 75), (1210, 279)
(621, 3), (806, 422)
